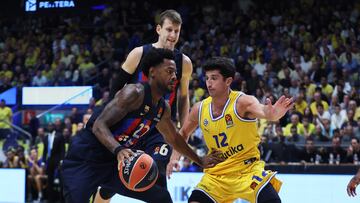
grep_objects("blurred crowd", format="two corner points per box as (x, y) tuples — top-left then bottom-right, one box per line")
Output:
(1, 0), (360, 202)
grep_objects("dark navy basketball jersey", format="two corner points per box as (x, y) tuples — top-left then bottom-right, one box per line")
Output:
(131, 44), (183, 121)
(86, 83), (166, 148)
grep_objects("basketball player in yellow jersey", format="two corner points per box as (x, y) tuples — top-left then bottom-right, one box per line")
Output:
(175, 57), (293, 203)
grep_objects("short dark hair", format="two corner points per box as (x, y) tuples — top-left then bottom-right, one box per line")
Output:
(140, 48), (175, 77)
(159, 9), (182, 26)
(316, 103), (324, 108)
(203, 57), (236, 79)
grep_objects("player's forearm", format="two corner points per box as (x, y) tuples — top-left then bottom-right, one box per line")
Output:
(178, 95), (190, 126)
(169, 133), (202, 167)
(92, 120), (121, 154)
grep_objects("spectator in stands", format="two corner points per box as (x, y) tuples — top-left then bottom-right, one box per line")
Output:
(302, 116), (315, 139)
(315, 103), (331, 124)
(288, 125), (304, 143)
(0, 99), (12, 141)
(97, 67), (112, 92)
(32, 70), (48, 86)
(54, 118), (64, 133)
(348, 100), (360, 120)
(283, 114), (304, 137)
(294, 91), (308, 115)
(3, 147), (19, 168)
(302, 75), (316, 102)
(270, 76), (283, 99)
(16, 145), (27, 169)
(320, 76), (333, 98)
(342, 125), (355, 142)
(43, 123), (65, 202)
(312, 124), (330, 142)
(299, 139), (317, 163)
(79, 56), (96, 82)
(310, 93), (329, 116)
(328, 95), (341, 114)
(191, 78), (205, 103)
(331, 104), (347, 130)
(27, 147), (46, 202)
(328, 136), (347, 164)
(342, 52), (359, 74)
(342, 109), (358, 129)
(346, 137), (360, 163)
(95, 90), (110, 106)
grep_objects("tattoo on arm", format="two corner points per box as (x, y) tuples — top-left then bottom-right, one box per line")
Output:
(92, 84), (144, 153)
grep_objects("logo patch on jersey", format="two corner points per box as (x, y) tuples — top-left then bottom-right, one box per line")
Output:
(250, 181), (258, 190)
(140, 105), (150, 116)
(116, 134), (129, 142)
(154, 107), (163, 122)
(203, 119), (209, 126)
(225, 114), (233, 128)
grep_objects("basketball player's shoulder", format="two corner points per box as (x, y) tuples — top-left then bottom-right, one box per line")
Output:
(124, 46), (144, 68)
(182, 54), (192, 67)
(182, 53), (191, 63)
(130, 46), (144, 56)
(118, 84), (145, 102)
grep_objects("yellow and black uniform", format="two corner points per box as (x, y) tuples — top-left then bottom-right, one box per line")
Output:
(194, 90), (282, 203)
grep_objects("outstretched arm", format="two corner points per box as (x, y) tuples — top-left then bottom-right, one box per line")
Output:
(348, 168), (360, 197)
(237, 95), (293, 121)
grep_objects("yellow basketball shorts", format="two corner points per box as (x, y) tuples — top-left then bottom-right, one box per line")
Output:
(194, 161), (282, 203)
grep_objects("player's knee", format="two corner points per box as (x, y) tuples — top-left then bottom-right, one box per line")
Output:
(98, 187), (115, 200)
(258, 184), (281, 203)
(149, 190), (172, 203)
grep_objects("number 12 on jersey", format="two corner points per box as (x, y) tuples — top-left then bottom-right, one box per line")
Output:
(212, 132), (229, 148)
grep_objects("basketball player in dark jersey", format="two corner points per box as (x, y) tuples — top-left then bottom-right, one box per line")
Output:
(94, 9), (193, 202)
(61, 48), (222, 203)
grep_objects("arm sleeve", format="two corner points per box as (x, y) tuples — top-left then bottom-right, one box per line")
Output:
(109, 68), (133, 99)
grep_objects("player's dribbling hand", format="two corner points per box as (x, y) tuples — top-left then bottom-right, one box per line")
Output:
(201, 149), (225, 168)
(117, 148), (136, 170)
(347, 176), (360, 197)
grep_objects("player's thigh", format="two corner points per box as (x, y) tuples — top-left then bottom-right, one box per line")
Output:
(101, 181), (173, 203)
(145, 141), (172, 187)
(257, 183), (281, 203)
(62, 160), (104, 203)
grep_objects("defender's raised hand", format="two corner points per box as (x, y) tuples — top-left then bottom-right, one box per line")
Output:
(264, 96), (294, 121)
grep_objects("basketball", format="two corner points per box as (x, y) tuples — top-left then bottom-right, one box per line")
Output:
(118, 151), (159, 192)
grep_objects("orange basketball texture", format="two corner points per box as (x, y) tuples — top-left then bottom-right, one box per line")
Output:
(119, 152), (159, 192)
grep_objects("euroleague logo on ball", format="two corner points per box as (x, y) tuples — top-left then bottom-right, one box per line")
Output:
(140, 162), (147, 169)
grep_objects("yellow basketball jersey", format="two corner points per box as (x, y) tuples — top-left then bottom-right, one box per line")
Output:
(199, 90), (261, 175)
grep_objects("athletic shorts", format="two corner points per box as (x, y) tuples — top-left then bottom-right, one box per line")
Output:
(193, 161), (282, 203)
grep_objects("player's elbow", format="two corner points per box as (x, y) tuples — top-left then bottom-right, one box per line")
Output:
(92, 119), (103, 137)
(164, 133), (178, 148)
